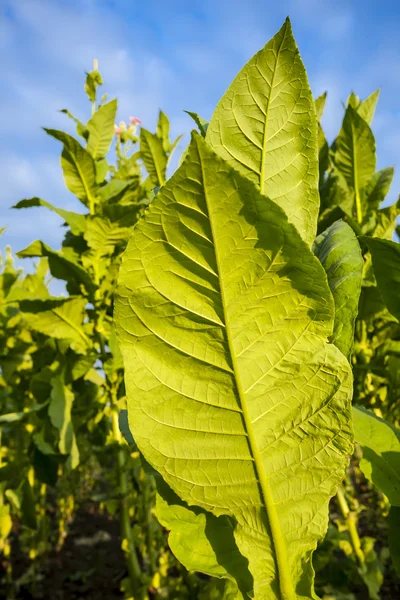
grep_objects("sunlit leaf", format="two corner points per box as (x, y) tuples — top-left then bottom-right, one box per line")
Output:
(86, 99), (117, 159)
(314, 221), (363, 359)
(115, 133), (353, 599)
(206, 18), (319, 246)
(13, 197), (86, 235)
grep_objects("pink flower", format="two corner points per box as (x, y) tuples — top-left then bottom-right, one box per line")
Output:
(114, 126), (122, 134)
(129, 116), (142, 126)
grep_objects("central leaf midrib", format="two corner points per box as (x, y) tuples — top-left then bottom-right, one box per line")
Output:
(351, 119), (363, 224)
(66, 147), (96, 213)
(259, 22), (287, 198)
(198, 145), (295, 600)
(146, 134), (165, 186)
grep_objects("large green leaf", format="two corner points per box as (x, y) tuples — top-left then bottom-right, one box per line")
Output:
(44, 129), (97, 211)
(206, 18), (319, 247)
(86, 99), (117, 159)
(13, 197), (86, 235)
(140, 128), (167, 187)
(360, 237), (400, 322)
(332, 106), (376, 224)
(313, 221), (363, 359)
(17, 240), (96, 295)
(353, 406), (400, 506)
(115, 133), (353, 599)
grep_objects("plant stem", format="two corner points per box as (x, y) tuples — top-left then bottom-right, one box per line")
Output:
(143, 473), (156, 574)
(337, 484), (365, 567)
(111, 401), (145, 598)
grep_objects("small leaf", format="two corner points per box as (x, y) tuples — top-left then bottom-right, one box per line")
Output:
(21, 296), (89, 353)
(0, 505), (12, 540)
(358, 89), (380, 125)
(362, 167), (394, 217)
(360, 237), (400, 322)
(21, 478), (37, 530)
(184, 111), (209, 137)
(333, 106), (376, 223)
(156, 477), (252, 597)
(314, 220), (363, 359)
(86, 99), (118, 159)
(140, 128), (167, 187)
(157, 110), (171, 152)
(95, 157), (110, 184)
(84, 218), (131, 257)
(119, 410), (135, 446)
(44, 129), (97, 211)
(13, 197), (86, 235)
(0, 401), (49, 424)
(315, 92), (327, 121)
(97, 179), (130, 203)
(353, 406), (400, 505)
(206, 18), (319, 246)
(49, 375), (79, 469)
(374, 197), (400, 240)
(85, 68), (103, 103)
(17, 240), (96, 295)
(60, 108), (88, 139)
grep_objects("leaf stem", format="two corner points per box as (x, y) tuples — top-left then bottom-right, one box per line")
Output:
(111, 408), (145, 597)
(336, 484), (365, 567)
(200, 147), (295, 600)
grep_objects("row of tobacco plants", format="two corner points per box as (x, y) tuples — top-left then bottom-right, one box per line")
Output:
(2, 18), (400, 600)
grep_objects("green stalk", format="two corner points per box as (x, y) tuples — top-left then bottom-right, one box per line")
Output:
(143, 473), (156, 574)
(336, 485), (365, 567)
(111, 409), (145, 598)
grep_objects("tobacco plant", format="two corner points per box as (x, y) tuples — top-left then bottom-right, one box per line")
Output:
(1, 16), (400, 600)
(0, 64), (193, 599)
(115, 18), (400, 600)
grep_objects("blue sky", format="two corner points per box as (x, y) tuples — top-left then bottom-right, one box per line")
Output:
(1, 0), (400, 266)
